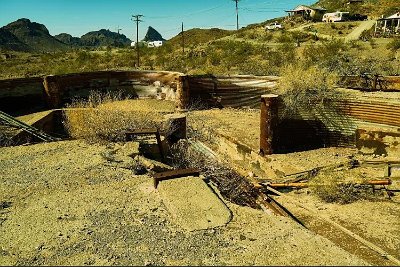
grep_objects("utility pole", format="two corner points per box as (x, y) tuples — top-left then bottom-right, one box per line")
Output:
(116, 25), (122, 34)
(232, 0), (240, 30)
(131, 14), (143, 67)
(181, 22), (185, 54)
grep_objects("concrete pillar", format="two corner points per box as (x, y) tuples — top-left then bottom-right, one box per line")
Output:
(176, 75), (189, 111)
(259, 94), (279, 156)
(165, 113), (187, 144)
(43, 75), (62, 108)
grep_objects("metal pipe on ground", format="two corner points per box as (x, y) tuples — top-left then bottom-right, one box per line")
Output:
(265, 185), (400, 266)
(264, 179), (392, 189)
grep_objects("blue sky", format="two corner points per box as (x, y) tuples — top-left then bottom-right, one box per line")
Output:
(0, 0), (315, 40)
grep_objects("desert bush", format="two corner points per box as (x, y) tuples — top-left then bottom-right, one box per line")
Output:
(64, 91), (167, 143)
(276, 32), (293, 43)
(387, 38), (400, 51)
(309, 173), (381, 204)
(278, 64), (340, 116)
(238, 57), (277, 76)
(360, 28), (373, 41)
(0, 132), (14, 147)
(169, 140), (261, 209)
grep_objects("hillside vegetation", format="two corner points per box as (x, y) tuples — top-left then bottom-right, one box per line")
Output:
(315, 0), (399, 17)
(0, 1), (399, 79)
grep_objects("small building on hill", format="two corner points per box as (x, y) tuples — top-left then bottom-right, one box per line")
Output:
(375, 12), (400, 36)
(147, 40), (164, 48)
(285, 5), (326, 21)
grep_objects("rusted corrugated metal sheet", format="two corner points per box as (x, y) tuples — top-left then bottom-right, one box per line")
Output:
(187, 75), (278, 109)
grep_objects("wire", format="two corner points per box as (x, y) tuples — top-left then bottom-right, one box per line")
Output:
(147, 3), (230, 20)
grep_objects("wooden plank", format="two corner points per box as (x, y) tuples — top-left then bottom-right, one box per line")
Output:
(153, 168), (200, 189)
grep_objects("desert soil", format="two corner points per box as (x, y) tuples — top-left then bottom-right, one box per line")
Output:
(0, 140), (372, 266)
(1, 101), (399, 266)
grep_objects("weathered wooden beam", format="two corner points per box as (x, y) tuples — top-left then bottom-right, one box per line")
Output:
(152, 168), (200, 189)
(259, 94), (279, 156)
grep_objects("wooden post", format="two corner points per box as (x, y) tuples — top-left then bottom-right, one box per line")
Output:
(176, 75), (189, 111)
(43, 75), (62, 108)
(165, 113), (187, 144)
(260, 94), (279, 156)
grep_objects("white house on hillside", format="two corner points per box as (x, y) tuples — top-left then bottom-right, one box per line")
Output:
(147, 41), (164, 48)
(375, 12), (400, 35)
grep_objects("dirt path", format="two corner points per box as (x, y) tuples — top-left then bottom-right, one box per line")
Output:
(345, 20), (376, 41)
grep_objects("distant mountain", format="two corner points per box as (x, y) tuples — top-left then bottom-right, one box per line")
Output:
(80, 29), (131, 47)
(142, 26), (165, 42)
(0, 28), (30, 52)
(2, 18), (68, 52)
(54, 33), (82, 47)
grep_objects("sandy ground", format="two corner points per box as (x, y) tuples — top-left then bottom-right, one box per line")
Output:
(186, 108), (400, 266)
(1, 101), (399, 266)
(0, 140), (370, 266)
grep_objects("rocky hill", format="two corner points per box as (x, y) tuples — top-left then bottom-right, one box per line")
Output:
(0, 28), (30, 52)
(0, 19), (132, 52)
(80, 29), (131, 47)
(54, 33), (82, 47)
(2, 18), (68, 52)
(142, 26), (165, 42)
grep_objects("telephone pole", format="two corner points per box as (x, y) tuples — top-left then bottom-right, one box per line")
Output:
(131, 14), (143, 67)
(181, 22), (185, 54)
(232, 0), (240, 30)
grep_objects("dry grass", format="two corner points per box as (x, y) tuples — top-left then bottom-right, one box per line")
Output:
(169, 140), (261, 209)
(64, 91), (173, 143)
(278, 64), (341, 116)
(309, 172), (382, 204)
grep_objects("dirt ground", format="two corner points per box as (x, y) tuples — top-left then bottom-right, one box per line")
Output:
(0, 140), (373, 266)
(186, 108), (400, 266)
(1, 101), (399, 266)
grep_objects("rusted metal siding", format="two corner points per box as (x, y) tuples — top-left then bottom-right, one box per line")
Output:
(340, 75), (400, 91)
(187, 75), (400, 150)
(0, 77), (46, 115)
(0, 71), (182, 114)
(187, 75), (278, 109)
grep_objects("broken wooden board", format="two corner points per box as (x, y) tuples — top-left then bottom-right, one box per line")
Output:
(157, 176), (232, 231)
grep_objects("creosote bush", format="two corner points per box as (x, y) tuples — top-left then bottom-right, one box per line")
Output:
(309, 173), (381, 204)
(64, 91), (168, 143)
(278, 64), (341, 116)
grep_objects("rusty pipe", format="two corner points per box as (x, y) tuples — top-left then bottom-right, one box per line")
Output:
(265, 179), (392, 189)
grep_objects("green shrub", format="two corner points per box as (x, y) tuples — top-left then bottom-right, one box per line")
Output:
(278, 64), (340, 115)
(387, 38), (400, 51)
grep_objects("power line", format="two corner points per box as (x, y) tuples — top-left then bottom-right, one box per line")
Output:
(131, 14), (143, 68)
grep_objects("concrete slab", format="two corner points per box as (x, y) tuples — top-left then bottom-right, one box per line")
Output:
(158, 176), (232, 231)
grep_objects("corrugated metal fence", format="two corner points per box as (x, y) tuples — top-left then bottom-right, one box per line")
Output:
(187, 75), (400, 150)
